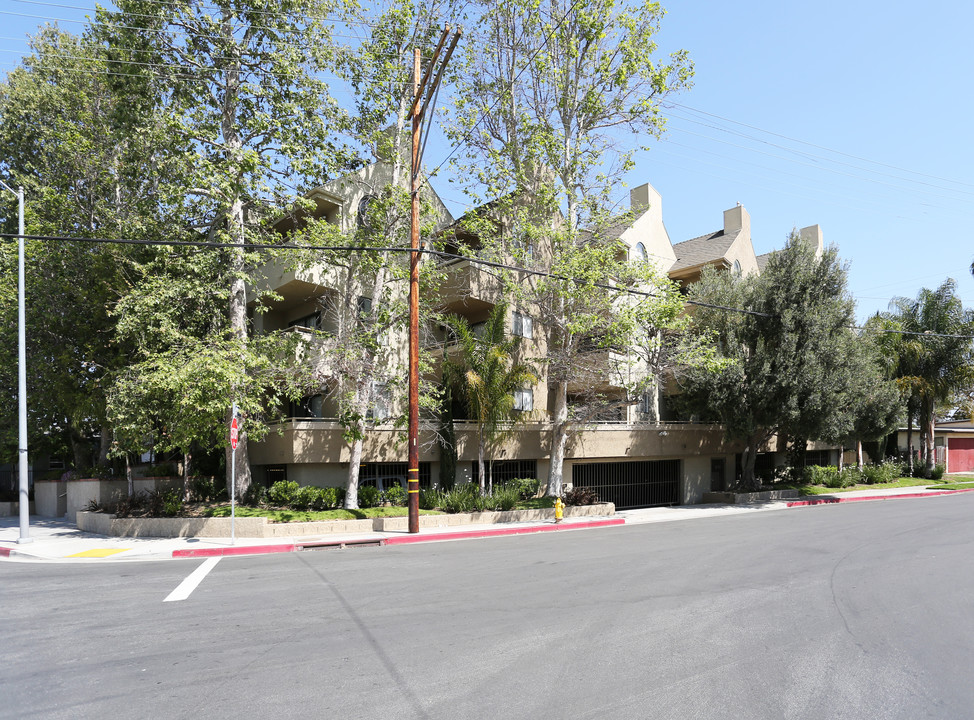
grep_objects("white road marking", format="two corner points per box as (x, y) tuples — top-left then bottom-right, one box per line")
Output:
(164, 557), (221, 602)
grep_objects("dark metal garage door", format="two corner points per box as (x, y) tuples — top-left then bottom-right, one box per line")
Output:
(571, 460), (680, 510)
(948, 438), (974, 473)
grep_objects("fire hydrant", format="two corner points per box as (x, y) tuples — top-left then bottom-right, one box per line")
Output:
(554, 497), (564, 523)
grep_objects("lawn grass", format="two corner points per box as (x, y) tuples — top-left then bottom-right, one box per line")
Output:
(797, 477), (945, 496)
(933, 482), (974, 490)
(202, 505), (443, 522)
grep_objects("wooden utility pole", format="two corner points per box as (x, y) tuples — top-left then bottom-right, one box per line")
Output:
(408, 26), (460, 533)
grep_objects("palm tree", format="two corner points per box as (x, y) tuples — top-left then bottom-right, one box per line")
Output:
(886, 280), (974, 476)
(443, 303), (537, 495)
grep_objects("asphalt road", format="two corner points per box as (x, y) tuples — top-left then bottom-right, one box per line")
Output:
(4, 494), (974, 720)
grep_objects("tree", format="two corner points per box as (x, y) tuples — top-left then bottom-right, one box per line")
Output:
(96, 0), (357, 498)
(451, 0), (693, 496)
(884, 280), (974, 476)
(444, 303), (537, 494)
(0, 27), (174, 469)
(680, 233), (885, 489)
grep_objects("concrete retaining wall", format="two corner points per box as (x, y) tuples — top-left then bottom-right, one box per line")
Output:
(701, 490), (800, 504)
(76, 502), (616, 539)
(35, 480), (68, 518)
(0, 501), (35, 517)
(66, 477), (181, 523)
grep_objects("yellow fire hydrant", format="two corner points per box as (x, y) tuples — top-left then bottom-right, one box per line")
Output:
(554, 497), (564, 523)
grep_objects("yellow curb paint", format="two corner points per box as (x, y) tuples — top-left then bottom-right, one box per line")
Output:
(66, 548), (129, 558)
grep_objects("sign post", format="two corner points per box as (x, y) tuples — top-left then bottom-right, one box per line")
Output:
(230, 404), (238, 545)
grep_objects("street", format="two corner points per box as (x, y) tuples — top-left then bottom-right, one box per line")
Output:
(4, 494), (974, 719)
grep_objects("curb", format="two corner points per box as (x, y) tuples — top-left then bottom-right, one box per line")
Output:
(787, 487), (974, 507)
(169, 518), (626, 558)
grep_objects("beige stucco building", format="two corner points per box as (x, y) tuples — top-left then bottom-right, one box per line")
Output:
(249, 168), (828, 508)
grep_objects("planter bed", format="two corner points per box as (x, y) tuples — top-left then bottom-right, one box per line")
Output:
(76, 502), (615, 539)
(701, 490), (800, 504)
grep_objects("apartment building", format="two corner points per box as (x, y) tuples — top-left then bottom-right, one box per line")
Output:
(249, 162), (829, 507)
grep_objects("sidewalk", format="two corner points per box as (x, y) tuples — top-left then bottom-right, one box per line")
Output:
(2, 484), (971, 563)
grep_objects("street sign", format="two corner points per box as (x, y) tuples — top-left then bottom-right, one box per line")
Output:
(230, 416), (239, 449)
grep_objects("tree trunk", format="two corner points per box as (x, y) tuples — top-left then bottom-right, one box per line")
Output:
(183, 450), (192, 502)
(856, 441), (864, 470)
(838, 445), (844, 472)
(98, 425), (112, 465)
(125, 454), (133, 498)
(477, 430), (486, 496)
(345, 433), (363, 510)
(924, 404), (936, 476)
(907, 413), (914, 477)
(741, 439), (760, 491)
(546, 381), (569, 497)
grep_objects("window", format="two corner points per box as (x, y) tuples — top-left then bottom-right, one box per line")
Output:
(357, 296), (373, 317)
(290, 394), (325, 419)
(733, 259), (742, 276)
(638, 392), (654, 415)
(633, 242), (648, 262)
(356, 194), (377, 229)
(288, 311), (320, 331)
(367, 382), (392, 421)
(512, 310), (532, 339)
(514, 387), (534, 412)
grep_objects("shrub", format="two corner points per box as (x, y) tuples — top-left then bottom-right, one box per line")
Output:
(317, 486), (341, 509)
(293, 485), (320, 510)
(419, 488), (442, 510)
(505, 477), (541, 500)
(384, 485), (407, 507)
(564, 486), (599, 506)
(930, 463), (946, 481)
(861, 461), (900, 485)
(441, 484), (477, 514)
(838, 467), (862, 488)
(268, 480), (299, 507)
(189, 476), (219, 502)
(242, 482), (267, 507)
(802, 465), (838, 486)
(143, 462), (178, 477)
(161, 489), (183, 517)
(491, 486), (521, 511)
(359, 485), (382, 508)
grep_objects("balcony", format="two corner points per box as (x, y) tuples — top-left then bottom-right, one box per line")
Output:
(433, 257), (505, 314)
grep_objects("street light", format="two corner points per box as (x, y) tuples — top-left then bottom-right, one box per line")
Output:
(0, 179), (31, 543)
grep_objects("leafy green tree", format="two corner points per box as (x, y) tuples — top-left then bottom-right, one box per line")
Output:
(681, 233), (883, 489)
(444, 303), (537, 494)
(96, 0), (357, 498)
(884, 280), (974, 476)
(450, 0), (692, 495)
(0, 27), (174, 469)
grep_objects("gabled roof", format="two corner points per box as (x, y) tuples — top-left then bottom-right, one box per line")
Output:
(669, 229), (741, 272)
(756, 252), (773, 271)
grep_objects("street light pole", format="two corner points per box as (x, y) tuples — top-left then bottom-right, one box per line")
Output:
(1, 179), (31, 543)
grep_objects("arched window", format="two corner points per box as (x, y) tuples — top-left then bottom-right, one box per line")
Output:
(356, 194), (377, 229)
(633, 242), (648, 262)
(733, 259), (742, 276)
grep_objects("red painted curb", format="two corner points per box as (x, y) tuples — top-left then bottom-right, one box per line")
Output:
(172, 543), (296, 558)
(0, 547), (10, 558)
(787, 488), (974, 507)
(384, 518), (626, 545)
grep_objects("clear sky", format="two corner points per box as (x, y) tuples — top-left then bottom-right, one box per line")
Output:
(2, 0), (972, 323)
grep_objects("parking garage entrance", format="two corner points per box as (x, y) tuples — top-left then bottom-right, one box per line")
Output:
(571, 459), (680, 510)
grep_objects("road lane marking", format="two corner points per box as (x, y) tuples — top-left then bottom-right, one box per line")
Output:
(164, 557), (221, 602)
(66, 548), (128, 558)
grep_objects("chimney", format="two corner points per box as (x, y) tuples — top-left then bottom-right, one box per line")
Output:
(799, 224), (824, 258)
(723, 203), (750, 235)
(630, 182), (661, 213)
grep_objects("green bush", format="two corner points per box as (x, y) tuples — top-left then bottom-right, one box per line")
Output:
(930, 463), (946, 481)
(358, 485), (381, 508)
(293, 485), (320, 510)
(838, 467), (862, 488)
(419, 488), (442, 510)
(242, 482), (267, 507)
(143, 462), (178, 477)
(162, 489), (183, 517)
(491, 486), (520, 511)
(384, 485), (407, 507)
(803, 465), (838, 486)
(189, 476), (219, 502)
(441, 484), (477, 514)
(268, 480), (299, 507)
(861, 461), (900, 485)
(505, 477), (541, 500)
(317, 486), (341, 509)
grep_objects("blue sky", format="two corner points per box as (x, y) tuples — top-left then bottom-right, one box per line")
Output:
(2, 0), (972, 322)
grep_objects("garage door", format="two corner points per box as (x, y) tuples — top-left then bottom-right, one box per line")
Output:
(571, 460), (680, 510)
(948, 438), (974, 473)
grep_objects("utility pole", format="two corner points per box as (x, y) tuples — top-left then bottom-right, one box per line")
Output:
(408, 26), (460, 533)
(0, 179), (31, 543)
